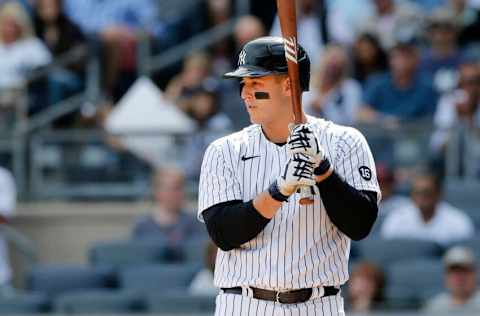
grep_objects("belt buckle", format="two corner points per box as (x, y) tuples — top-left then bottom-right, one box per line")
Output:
(275, 291), (283, 303)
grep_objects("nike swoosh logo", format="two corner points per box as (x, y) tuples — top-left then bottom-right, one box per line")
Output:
(241, 155), (260, 161)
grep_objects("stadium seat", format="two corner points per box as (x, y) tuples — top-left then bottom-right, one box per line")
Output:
(88, 238), (168, 268)
(0, 293), (50, 314)
(355, 238), (442, 266)
(443, 180), (480, 229)
(27, 264), (113, 297)
(182, 236), (210, 263)
(385, 258), (444, 307)
(54, 290), (142, 314)
(146, 292), (215, 313)
(119, 263), (201, 292)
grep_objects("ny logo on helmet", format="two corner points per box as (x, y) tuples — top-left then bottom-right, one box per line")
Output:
(238, 49), (247, 66)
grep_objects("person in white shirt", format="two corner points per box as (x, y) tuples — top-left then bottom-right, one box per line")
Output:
(423, 246), (480, 313)
(0, 166), (16, 297)
(0, 1), (51, 89)
(381, 169), (474, 246)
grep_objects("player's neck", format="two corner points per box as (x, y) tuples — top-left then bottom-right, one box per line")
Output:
(261, 112), (307, 144)
(261, 123), (290, 143)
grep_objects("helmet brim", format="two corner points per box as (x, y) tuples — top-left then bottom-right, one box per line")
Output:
(223, 66), (279, 79)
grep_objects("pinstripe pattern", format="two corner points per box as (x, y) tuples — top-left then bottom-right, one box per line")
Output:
(199, 115), (379, 314)
(215, 292), (345, 316)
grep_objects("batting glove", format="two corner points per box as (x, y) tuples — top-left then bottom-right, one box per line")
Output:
(287, 123), (325, 162)
(270, 153), (318, 200)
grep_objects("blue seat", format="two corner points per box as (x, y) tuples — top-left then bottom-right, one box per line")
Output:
(355, 238), (442, 266)
(54, 290), (142, 314)
(146, 292), (215, 313)
(27, 264), (113, 297)
(119, 263), (201, 292)
(0, 293), (50, 314)
(88, 238), (167, 268)
(385, 258), (444, 305)
(182, 237), (210, 263)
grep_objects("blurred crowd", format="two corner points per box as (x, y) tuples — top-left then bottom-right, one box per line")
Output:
(0, 0), (480, 314)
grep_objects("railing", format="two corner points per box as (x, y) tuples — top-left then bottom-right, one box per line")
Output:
(1, 0), (251, 199)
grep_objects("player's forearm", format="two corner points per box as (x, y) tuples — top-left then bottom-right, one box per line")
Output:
(202, 200), (271, 251)
(252, 191), (283, 219)
(316, 172), (378, 241)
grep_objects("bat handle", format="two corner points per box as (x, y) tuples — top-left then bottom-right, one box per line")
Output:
(299, 185), (314, 205)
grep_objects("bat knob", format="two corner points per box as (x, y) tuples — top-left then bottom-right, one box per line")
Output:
(299, 197), (314, 205)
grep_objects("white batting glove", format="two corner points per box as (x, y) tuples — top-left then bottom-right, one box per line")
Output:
(276, 153), (317, 197)
(287, 123), (325, 163)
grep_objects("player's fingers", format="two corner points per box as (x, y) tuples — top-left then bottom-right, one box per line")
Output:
(298, 178), (316, 187)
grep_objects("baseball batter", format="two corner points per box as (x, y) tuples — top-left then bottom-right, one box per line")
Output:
(198, 37), (381, 315)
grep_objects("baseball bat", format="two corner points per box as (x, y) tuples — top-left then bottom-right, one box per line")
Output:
(276, 0), (314, 205)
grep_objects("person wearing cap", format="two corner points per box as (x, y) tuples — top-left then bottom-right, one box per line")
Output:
(423, 246), (480, 312)
(197, 36), (380, 315)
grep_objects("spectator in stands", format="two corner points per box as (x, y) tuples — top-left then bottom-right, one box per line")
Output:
(0, 1), (51, 105)
(0, 166), (16, 297)
(181, 80), (233, 180)
(431, 60), (480, 153)
(424, 246), (480, 313)
(358, 42), (438, 127)
(132, 167), (204, 244)
(303, 44), (362, 125)
(165, 51), (212, 113)
(444, 0), (480, 47)
(218, 15), (266, 131)
(33, 0), (85, 106)
(352, 33), (388, 86)
(327, 0), (375, 45)
(189, 240), (217, 296)
(421, 9), (464, 93)
(381, 169), (474, 246)
(346, 261), (385, 313)
(270, 0), (324, 65)
(233, 15), (266, 57)
(63, 0), (165, 101)
(359, 0), (424, 49)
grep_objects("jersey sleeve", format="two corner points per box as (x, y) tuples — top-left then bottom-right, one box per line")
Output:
(333, 127), (381, 202)
(197, 142), (242, 222)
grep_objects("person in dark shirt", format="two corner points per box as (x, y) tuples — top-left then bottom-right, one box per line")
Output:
(33, 0), (85, 123)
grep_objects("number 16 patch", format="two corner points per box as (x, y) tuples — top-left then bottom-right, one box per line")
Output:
(359, 166), (372, 181)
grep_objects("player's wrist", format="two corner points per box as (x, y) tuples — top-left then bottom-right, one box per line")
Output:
(268, 179), (291, 202)
(314, 159), (333, 183)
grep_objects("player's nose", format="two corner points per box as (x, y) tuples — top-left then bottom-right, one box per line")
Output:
(241, 84), (253, 101)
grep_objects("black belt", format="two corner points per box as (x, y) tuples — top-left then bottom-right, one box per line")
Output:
(221, 286), (339, 304)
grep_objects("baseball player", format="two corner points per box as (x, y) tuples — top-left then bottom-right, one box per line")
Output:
(198, 36), (381, 315)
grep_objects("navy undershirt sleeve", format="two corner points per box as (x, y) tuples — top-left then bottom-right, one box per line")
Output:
(202, 200), (271, 251)
(316, 172), (378, 241)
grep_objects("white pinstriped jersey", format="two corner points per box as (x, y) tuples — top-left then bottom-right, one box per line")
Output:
(198, 115), (380, 291)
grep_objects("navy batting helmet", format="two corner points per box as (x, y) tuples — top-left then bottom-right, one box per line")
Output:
(224, 36), (311, 91)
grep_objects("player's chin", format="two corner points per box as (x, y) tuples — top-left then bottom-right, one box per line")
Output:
(248, 112), (262, 125)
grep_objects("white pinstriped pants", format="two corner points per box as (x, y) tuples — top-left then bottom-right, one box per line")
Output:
(215, 292), (345, 316)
